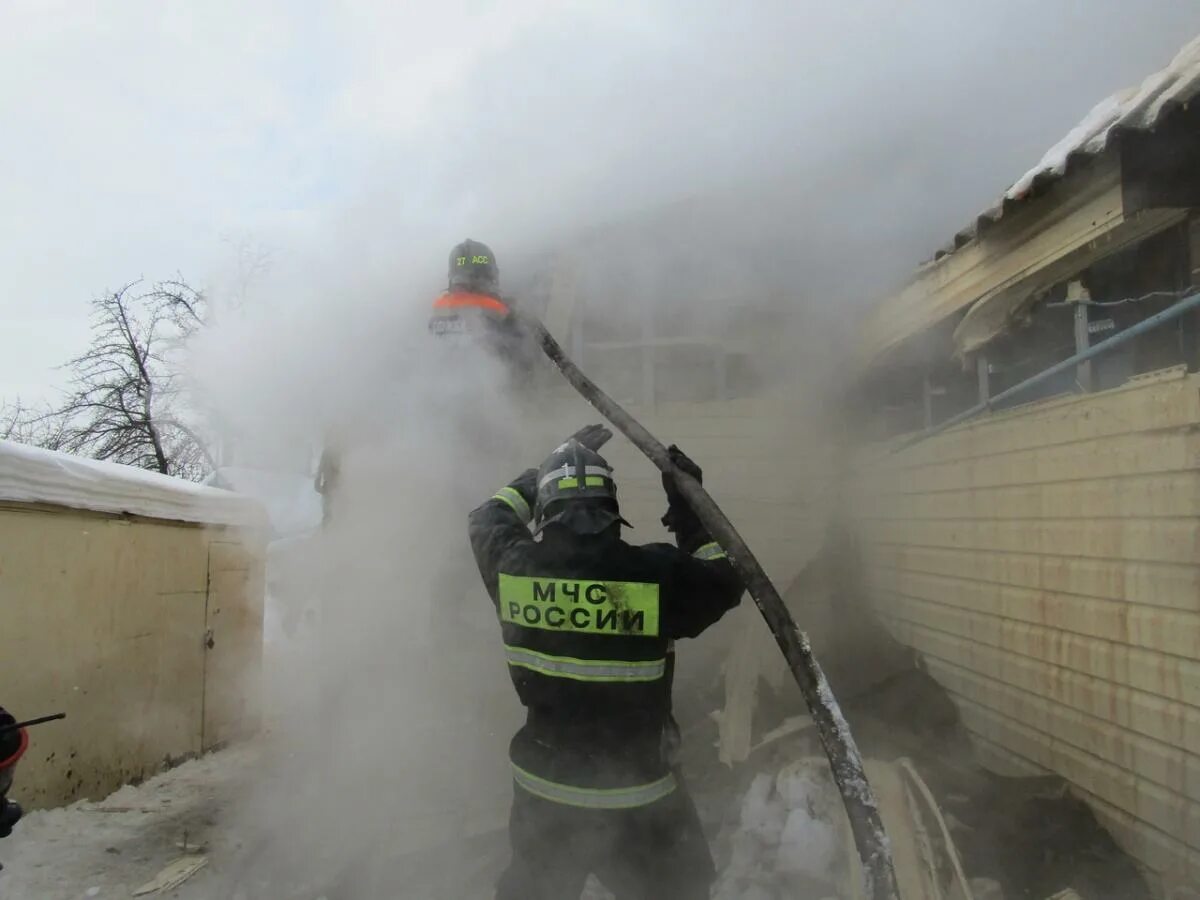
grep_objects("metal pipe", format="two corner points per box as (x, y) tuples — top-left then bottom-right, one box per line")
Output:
(894, 290), (1200, 453)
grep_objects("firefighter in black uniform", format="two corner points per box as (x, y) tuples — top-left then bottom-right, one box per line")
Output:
(469, 424), (743, 899)
(0, 706), (26, 861)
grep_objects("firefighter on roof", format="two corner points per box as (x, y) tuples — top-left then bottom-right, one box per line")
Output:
(469, 424), (744, 899)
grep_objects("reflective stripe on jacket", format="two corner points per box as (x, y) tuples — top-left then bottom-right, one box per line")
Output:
(430, 290), (511, 318)
(469, 469), (743, 805)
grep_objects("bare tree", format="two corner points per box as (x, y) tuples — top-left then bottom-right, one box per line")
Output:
(1, 400), (27, 441)
(153, 277), (208, 336)
(1, 398), (69, 449)
(17, 281), (215, 480)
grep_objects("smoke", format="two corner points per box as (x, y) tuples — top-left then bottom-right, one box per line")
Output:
(177, 2), (1199, 895)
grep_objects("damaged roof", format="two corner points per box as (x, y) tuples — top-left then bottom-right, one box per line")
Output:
(935, 34), (1200, 260)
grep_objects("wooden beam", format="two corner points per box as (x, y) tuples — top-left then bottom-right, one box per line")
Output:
(860, 157), (1124, 369)
(1073, 302), (1092, 393)
(954, 205), (1186, 356)
(860, 155), (1188, 368)
(1190, 214), (1200, 289)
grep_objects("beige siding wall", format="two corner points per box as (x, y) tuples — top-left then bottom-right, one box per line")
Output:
(0, 503), (266, 809)
(851, 366), (1200, 888)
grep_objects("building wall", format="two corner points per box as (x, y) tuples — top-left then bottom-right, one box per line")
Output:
(0, 502), (266, 809)
(521, 388), (823, 576)
(850, 366), (1200, 889)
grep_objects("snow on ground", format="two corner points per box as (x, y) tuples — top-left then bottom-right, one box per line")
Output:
(0, 743), (259, 900)
(0, 737), (673, 900)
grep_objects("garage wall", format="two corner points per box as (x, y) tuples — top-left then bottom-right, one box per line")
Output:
(850, 366), (1200, 888)
(0, 503), (266, 809)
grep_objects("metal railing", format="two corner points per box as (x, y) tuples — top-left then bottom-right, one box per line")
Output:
(893, 289), (1200, 453)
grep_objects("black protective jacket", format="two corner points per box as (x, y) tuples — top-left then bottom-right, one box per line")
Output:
(469, 470), (742, 799)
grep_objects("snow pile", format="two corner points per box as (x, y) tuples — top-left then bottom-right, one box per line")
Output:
(1006, 33), (1200, 201)
(0, 439), (265, 528)
(713, 760), (848, 900)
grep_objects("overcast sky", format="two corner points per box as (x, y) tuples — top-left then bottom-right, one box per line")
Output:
(3, 1), (1198, 404)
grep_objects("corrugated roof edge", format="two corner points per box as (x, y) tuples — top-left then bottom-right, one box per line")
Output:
(0, 438), (268, 529)
(931, 34), (1200, 262)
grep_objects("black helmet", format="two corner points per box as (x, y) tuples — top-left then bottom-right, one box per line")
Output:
(533, 439), (630, 535)
(448, 239), (499, 294)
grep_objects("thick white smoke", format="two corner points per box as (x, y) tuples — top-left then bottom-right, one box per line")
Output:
(171, 4), (1199, 895)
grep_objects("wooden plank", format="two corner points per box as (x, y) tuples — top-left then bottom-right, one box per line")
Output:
(864, 544), (1200, 612)
(860, 159), (1123, 367)
(717, 605), (763, 765)
(1083, 794), (1200, 892)
(970, 732), (1200, 886)
(859, 472), (1200, 520)
(861, 367), (1198, 471)
(867, 567), (1200, 655)
(877, 603), (1200, 708)
(953, 699), (1200, 850)
(954, 207), (1187, 356)
(861, 515), (1200, 565)
(1191, 215), (1200, 287)
(864, 430), (1200, 495)
(924, 657), (1200, 802)
(896, 623), (1200, 751)
(1074, 301), (1093, 392)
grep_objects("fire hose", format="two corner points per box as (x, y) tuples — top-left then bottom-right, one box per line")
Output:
(522, 314), (900, 900)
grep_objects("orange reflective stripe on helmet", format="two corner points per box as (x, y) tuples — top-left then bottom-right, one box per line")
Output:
(432, 291), (510, 316)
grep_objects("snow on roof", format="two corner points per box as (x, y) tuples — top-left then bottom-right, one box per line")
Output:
(0, 439), (267, 528)
(937, 34), (1200, 258)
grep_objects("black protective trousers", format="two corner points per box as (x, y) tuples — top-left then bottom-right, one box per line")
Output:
(495, 776), (715, 900)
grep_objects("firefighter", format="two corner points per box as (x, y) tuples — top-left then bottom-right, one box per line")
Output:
(314, 441), (340, 528)
(468, 424), (743, 899)
(0, 707), (25, 845)
(429, 239), (533, 383)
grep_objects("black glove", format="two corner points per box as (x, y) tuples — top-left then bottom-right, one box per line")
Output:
(661, 445), (702, 533)
(661, 444), (702, 498)
(568, 424), (613, 453)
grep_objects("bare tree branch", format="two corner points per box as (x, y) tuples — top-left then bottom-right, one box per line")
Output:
(3, 279), (215, 481)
